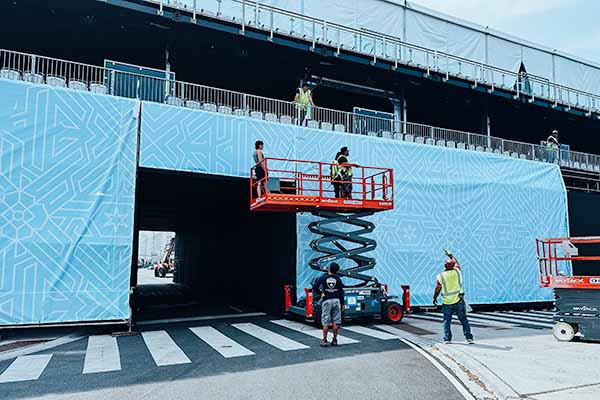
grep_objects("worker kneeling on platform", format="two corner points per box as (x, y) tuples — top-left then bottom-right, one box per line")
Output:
(314, 262), (345, 347)
(433, 253), (474, 345)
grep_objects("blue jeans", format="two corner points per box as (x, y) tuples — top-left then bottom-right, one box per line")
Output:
(442, 300), (473, 342)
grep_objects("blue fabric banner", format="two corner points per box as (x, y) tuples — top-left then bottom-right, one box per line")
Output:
(140, 103), (569, 305)
(0, 80), (138, 325)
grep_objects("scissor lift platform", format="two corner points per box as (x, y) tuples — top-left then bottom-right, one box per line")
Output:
(251, 157), (409, 325)
(250, 157), (394, 213)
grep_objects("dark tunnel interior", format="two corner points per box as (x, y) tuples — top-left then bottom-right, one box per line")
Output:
(132, 168), (297, 320)
(568, 191), (600, 277)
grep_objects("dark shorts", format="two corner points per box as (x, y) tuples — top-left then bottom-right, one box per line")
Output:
(255, 166), (266, 181)
(321, 299), (342, 325)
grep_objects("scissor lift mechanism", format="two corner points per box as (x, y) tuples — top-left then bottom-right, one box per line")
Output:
(536, 236), (600, 341)
(251, 158), (409, 325)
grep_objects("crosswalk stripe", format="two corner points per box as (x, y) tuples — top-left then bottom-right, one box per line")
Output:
(270, 320), (359, 344)
(420, 312), (514, 328)
(471, 313), (553, 328)
(526, 310), (555, 317)
(372, 324), (407, 337)
(141, 330), (191, 366)
(477, 312), (555, 325)
(0, 354), (52, 383)
(190, 326), (255, 358)
(342, 325), (399, 340)
(232, 323), (309, 351)
(529, 310), (556, 315)
(83, 335), (121, 374)
(501, 312), (554, 322)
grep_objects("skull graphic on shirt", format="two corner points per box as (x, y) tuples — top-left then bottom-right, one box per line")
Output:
(326, 277), (337, 289)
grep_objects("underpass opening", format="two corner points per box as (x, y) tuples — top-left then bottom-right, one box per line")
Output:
(132, 168), (297, 322)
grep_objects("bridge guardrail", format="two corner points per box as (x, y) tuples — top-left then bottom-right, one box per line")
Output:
(1, 47), (598, 173)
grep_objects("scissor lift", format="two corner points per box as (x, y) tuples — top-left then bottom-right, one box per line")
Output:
(251, 157), (410, 325)
(536, 237), (600, 341)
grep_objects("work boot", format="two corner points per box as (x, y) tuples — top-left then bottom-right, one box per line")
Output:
(467, 338), (474, 344)
(331, 338), (338, 346)
(320, 339), (328, 347)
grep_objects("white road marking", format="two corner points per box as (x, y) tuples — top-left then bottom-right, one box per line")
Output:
(270, 320), (359, 345)
(0, 354), (53, 383)
(0, 334), (84, 363)
(417, 312), (515, 328)
(374, 324), (418, 338)
(83, 335), (121, 374)
(342, 325), (399, 340)
(527, 310), (555, 316)
(503, 311), (554, 321)
(471, 313), (553, 328)
(190, 326), (255, 358)
(232, 323), (309, 351)
(141, 330), (191, 366)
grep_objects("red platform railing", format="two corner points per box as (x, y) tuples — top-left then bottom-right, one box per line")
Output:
(536, 237), (600, 289)
(250, 157), (394, 212)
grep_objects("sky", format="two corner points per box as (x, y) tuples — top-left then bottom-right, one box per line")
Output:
(411, 0), (600, 65)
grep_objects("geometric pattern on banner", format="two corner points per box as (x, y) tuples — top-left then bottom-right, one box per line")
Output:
(0, 80), (138, 325)
(140, 102), (569, 305)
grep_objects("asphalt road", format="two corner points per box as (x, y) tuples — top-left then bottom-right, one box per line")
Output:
(0, 309), (558, 400)
(0, 314), (467, 400)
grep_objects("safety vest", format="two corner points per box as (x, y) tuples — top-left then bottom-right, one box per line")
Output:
(296, 88), (311, 110)
(333, 154), (352, 179)
(546, 137), (559, 150)
(436, 269), (463, 305)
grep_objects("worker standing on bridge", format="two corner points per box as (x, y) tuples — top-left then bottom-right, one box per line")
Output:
(433, 250), (474, 345)
(314, 262), (345, 347)
(545, 130), (560, 164)
(294, 83), (315, 126)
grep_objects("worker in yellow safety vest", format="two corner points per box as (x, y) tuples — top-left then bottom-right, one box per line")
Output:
(294, 84), (315, 126)
(433, 250), (474, 344)
(545, 129), (560, 164)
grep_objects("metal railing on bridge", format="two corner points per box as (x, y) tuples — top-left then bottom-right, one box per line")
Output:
(146, 0), (600, 116)
(1, 47), (599, 173)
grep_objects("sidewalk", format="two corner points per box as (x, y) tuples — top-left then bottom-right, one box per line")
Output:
(415, 332), (600, 399)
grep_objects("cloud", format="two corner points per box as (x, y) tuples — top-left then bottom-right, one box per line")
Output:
(410, 0), (571, 24)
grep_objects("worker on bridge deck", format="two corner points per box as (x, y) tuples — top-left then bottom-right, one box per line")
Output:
(544, 130), (560, 164)
(294, 83), (315, 126)
(433, 250), (474, 345)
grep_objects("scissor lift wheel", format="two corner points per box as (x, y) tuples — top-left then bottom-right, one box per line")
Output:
(383, 302), (404, 324)
(553, 322), (577, 342)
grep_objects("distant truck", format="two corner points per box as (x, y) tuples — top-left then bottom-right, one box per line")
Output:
(153, 237), (175, 278)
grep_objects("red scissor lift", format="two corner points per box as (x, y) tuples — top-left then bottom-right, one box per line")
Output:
(536, 237), (600, 341)
(251, 158), (410, 325)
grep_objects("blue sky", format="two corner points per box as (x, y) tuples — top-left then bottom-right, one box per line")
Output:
(412, 0), (600, 65)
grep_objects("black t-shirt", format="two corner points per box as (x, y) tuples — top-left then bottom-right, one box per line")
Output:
(314, 273), (345, 302)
